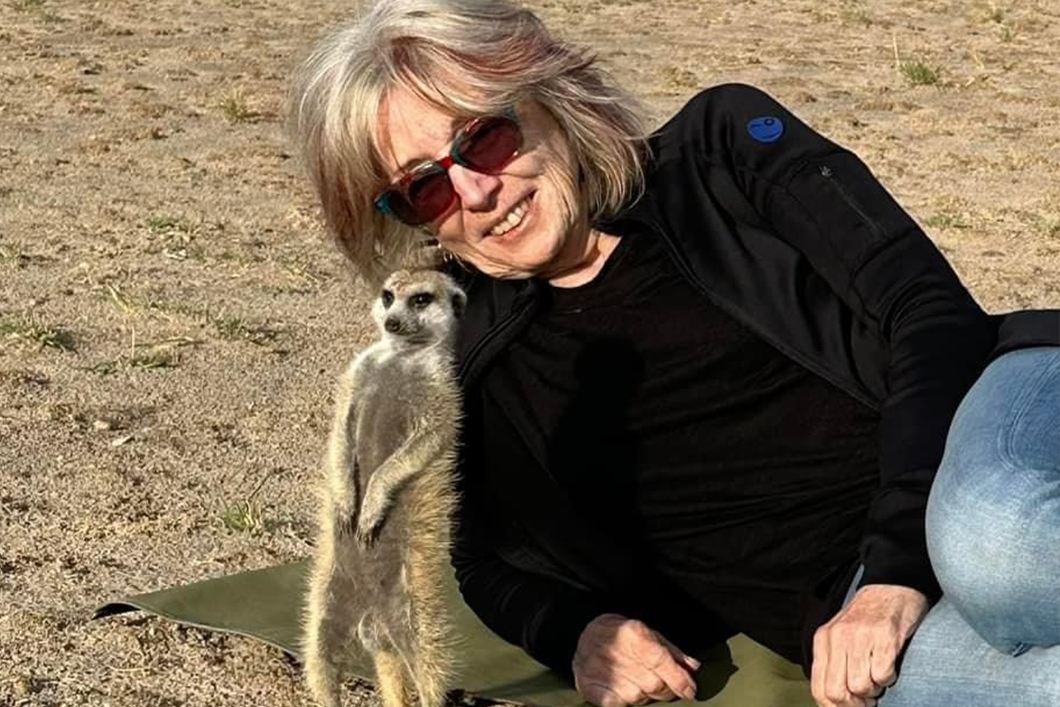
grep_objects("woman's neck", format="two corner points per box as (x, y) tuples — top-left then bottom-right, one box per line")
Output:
(547, 230), (621, 288)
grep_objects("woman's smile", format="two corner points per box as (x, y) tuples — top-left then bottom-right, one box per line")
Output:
(485, 192), (535, 240)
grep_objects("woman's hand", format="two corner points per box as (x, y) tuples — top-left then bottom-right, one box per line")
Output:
(573, 613), (701, 707)
(811, 585), (929, 707)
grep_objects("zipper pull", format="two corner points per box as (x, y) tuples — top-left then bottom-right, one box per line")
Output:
(820, 165), (833, 178)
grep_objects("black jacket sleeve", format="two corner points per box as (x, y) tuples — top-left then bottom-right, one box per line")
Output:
(450, 502), (610, 680)
(686, 84), (995, 601)
(449, 390), (611, 680)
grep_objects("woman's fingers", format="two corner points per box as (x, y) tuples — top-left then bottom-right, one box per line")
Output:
(650, 632), (701, 700)
(580, 675), (650, 707)
(574, 615), (700, 706)
(621, 620), (697, 700)
(624, 664), (679, 702)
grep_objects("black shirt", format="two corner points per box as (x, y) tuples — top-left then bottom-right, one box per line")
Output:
(480, 228), (881, 662)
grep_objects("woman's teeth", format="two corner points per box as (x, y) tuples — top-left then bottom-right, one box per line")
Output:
(488, 195), (532, 236)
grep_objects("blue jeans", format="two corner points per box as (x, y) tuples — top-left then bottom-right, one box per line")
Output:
(877, 347), (1060, 706)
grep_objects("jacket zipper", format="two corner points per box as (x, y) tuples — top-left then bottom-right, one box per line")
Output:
(818, 164), (887, 243)
(643, 218), (880, 412)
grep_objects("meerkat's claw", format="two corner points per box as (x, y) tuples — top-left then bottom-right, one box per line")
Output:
(338, 513), (358, 537)
(355, 519), (381, 549)
(355, 501), (384, 547)
(356, 490), (388, 547)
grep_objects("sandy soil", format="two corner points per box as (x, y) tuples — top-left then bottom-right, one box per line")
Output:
(1, 0), (1057, 705)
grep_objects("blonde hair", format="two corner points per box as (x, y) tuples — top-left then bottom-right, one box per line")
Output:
(289, 0), (650, 282)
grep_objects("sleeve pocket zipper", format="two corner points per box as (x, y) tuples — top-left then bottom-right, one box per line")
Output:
(819, 164), (888, 243)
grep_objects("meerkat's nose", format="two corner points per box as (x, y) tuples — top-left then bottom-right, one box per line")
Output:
(385, 317), (401, 333)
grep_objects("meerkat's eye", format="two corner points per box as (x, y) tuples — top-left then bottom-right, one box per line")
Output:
(381, 289), (394, 307)
(409, 292), (435, 310)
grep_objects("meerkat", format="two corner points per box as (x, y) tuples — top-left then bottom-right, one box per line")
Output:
(303, 267), (466, 707)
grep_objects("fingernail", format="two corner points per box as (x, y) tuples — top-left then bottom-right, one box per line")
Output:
(684, 655), (701, 670)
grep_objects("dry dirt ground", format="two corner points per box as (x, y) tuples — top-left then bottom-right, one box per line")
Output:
(1, 0), (1058, 705)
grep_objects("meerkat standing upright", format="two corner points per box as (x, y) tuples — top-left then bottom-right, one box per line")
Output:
(303, 267), (466, 707)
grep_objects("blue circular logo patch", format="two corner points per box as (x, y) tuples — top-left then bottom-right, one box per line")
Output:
(747, 116), (784, 143)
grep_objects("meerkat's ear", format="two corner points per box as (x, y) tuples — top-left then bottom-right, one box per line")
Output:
(449, 287), (467, 319)
(401, 241), (445, 271)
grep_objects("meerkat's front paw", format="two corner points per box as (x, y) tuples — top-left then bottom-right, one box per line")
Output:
(355, 512), (383, 549)
(355, 481), (389, 548)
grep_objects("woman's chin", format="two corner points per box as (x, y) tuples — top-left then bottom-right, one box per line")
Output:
(475, 250), (552, 281)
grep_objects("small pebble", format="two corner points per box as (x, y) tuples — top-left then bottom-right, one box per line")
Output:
(14, 675), (35, 696)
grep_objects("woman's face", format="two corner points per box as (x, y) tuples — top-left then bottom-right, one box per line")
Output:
(377, 86), (592, 281)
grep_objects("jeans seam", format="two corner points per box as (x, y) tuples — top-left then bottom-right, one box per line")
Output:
(999, 355), (1054, 472)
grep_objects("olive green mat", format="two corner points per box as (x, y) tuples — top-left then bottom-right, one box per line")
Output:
(94, 561), (813, 706)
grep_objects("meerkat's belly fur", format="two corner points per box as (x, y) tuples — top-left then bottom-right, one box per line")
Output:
(303, 267), (466, 707)
(341, 350), (459, 647)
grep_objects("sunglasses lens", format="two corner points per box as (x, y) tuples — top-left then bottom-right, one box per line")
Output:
(456, 116), (521, 173)
(390, 169), (455, 226)
(377, 114), (521, 226)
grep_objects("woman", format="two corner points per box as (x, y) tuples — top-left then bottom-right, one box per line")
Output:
(289, 1), (1060, 706)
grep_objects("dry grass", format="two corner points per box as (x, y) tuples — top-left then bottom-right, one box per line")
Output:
(219, 89), (259, 124)
(0, 316), (77, 352)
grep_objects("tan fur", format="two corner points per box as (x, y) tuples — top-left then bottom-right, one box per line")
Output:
(303, 268), (465, 707)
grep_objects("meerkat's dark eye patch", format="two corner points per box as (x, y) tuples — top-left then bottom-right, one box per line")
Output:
(409, 292), (435, 309)
(381, 289), (395, 307)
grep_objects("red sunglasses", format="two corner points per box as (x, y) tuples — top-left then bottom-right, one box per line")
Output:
(374, 110), (522, 227)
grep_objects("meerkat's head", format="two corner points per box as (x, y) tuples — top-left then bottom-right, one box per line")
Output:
(371, 269), (467, 347)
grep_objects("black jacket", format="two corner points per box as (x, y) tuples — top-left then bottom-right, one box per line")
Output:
(448, 83), (1059, 676)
